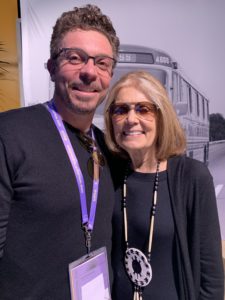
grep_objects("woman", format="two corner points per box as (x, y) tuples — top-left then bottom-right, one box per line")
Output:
(104, 71), (224, 300)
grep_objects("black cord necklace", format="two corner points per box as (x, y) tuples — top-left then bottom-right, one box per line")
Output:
(122, 161), (160, 300)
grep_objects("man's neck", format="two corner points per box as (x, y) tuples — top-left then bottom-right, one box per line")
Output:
(53, 99), (94, 133)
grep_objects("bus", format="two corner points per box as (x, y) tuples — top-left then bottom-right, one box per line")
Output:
(94, 44), (210, 164)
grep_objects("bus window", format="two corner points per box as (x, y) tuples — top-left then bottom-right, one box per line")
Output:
(191, 88), (197, 116)
(206, 100), (209, 120)
(172, 72), (179, 104)
(111, 66), (167, 87)
(180, 78), (189, 104)
(202, 97), (205, 119)
(196, 93), (200, 117)
(188, 86), (192, 114)
(200, 96), (203, 119)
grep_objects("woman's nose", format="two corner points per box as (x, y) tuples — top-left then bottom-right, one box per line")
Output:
(126, 108), (139, 123)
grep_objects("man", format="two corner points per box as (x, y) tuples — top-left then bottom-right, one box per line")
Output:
(0, 5), (119, 299)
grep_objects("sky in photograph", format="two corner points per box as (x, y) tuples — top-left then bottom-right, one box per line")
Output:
(21, 0), (225, 117)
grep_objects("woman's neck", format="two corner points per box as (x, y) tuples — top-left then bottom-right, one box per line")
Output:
(130, 156), (167, 173)
(129, 150), (157, 172)
(132, 159), (158, 173)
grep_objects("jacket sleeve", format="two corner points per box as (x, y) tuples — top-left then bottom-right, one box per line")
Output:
(0, 137), (13, 258)
(196, 165), (224, 299)
(168, 156), (224, 299)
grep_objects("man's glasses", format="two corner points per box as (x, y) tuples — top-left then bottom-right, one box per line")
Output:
(109, 101), (158, 121)
(53, 48), (116, 75)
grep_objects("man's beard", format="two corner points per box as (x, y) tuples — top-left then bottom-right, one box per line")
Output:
(55, 83), (106, 115)
(66, 91), (106, 115)
(66, 100), (95, 115)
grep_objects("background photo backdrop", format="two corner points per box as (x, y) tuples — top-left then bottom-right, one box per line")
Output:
(18, 0), (225, 117)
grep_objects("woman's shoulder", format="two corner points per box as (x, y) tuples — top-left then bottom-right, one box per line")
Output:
(168, 155), (212, 179)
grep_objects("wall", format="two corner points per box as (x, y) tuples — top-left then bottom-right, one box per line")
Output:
(0, 0), (20, 111)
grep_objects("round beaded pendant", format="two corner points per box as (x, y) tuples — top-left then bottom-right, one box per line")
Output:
(124, 247), (152, 287)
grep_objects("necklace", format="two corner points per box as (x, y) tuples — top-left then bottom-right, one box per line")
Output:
(123, 161), (160, 300)
(75, 128), (105, 167)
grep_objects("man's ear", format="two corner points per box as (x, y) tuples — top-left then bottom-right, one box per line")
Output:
(47, 59), (56, 82)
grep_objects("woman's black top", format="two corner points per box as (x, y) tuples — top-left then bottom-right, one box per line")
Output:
(112, 170), (179, 300)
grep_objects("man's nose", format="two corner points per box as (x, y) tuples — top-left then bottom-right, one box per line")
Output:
(79, 58), (98, 83)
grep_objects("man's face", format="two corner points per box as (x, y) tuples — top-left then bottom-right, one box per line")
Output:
(49, 29), (114, 116)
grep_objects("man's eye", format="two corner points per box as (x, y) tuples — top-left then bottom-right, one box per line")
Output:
(98, 60), (107, 66)
(67, 53), (82, 64)
(96, 58), (111, 68)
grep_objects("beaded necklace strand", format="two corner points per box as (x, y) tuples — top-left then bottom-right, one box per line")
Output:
(123, 161), (160, 300)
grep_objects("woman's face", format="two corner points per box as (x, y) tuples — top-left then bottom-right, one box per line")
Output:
(111, 86), (158, 158)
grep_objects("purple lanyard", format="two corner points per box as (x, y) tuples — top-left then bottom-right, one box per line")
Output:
(46, 100), (99, 231)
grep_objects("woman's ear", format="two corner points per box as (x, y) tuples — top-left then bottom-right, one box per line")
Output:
(47, 59), (56, 82)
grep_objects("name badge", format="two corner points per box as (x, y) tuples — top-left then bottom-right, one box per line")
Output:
(69, 247), (111, 300)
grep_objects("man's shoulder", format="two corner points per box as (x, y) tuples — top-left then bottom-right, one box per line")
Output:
(0, 103), (45, 120)
(0, 104), (51, 144)
(0, 103), (48, 131)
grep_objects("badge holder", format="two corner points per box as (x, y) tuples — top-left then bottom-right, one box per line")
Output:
(69, 247), (111, 300)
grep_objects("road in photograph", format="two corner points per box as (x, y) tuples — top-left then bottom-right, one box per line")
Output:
(208, 142), (225, 240)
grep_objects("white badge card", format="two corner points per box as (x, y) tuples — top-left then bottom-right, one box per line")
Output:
(69, 247), (111, 300)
